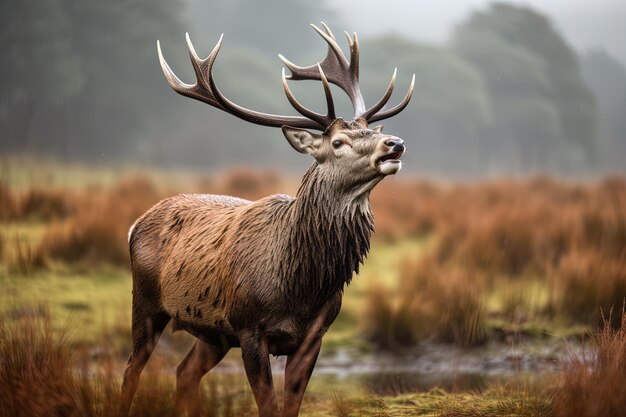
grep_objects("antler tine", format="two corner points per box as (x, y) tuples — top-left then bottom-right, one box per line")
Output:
(345, 31), (360, 81)
(158, 35), (325, 129)
(311, 23), (345, 63)
(157, 40), (182, 89)
(279, 23), (366, 117)
(318, 63), (336, 120)
(277, 54), (300, 81)
(343, 31), (352, 47)
(320, 21), (337, 41)
(185, 33), (218, 87)
(158, 40), (210, 104)
(281, 68), (329, 126)
(366, 74), (416, 123)
(359, 68), (397, 121)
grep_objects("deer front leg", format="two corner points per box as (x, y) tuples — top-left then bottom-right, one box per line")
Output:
(282, 331), (323, 417)
(239, 329), (281, 417)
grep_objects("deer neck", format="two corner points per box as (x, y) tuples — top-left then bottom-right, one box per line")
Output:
(285, 163), (375, 298)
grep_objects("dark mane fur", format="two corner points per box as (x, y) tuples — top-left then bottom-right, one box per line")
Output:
(284, 163), (374, 300)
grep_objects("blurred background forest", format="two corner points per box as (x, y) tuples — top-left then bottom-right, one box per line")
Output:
(2, 1), (626, 416)
(1, 0), (625, 176)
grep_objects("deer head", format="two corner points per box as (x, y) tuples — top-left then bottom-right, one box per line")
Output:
(157, 23), (414, 193)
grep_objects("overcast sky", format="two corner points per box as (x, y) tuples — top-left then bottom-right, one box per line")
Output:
(330, 0), (626, 64)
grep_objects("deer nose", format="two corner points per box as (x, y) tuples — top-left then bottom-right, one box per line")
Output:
(384, 138), (405, 152)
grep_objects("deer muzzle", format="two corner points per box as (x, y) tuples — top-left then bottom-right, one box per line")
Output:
(375, 137), (405, 175)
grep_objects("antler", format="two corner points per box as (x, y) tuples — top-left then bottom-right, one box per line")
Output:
(279, 23), (365, 116)
(157, 33), (330, 129)
(279, 22), (415, 124)
(157, 25), (415, 131)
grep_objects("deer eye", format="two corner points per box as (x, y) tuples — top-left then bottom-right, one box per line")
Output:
(332, 140), (343, 149)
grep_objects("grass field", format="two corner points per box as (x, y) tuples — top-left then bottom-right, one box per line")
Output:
(1, 159), (625, 416)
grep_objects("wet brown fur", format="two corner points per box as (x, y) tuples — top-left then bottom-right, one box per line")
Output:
(118, 119), (404, 417)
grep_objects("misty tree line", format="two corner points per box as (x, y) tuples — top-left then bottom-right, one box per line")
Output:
(1, 1), (624, 176)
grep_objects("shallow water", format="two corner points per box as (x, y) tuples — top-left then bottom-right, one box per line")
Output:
(319, 341), (562, 392)
(311, 340), (563, 377)
(206, 339), (581, 393)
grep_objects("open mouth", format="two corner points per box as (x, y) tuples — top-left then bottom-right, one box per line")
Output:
(376, 151), (403, 165)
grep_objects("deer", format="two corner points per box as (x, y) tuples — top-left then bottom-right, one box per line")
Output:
(119, 23), (414, 417)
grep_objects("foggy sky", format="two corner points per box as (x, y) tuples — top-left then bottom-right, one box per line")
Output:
(330, 0), (626, 64)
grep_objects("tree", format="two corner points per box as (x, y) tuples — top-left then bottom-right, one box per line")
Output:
(0, 0), (187, 160)
(360, 35), (493, 175)
(453, 3), (599, 172)
(581, 49), (626, 170)
(0, 0), (83, 150)
(454, 30), (560, 171)
(59, 0), (187, 159)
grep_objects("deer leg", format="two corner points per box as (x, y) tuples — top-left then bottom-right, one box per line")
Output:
(174, 339), (230, 417)
(282, 328), (323, 417)
(239, 330), (281, 417)
(118, 310), (170, 417)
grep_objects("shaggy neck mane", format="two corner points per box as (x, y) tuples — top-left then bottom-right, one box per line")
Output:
(284, 163), (374, 300)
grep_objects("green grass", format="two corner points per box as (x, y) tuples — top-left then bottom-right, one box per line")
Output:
(1, 221), (49, 271)
(338, 238), (430, 316)
(0, 268), (132, 342)
(0, 220), (129, 344)
(355, 238), (431, 291)
(296, 386), (552, 417)
(381, 387), (551, 417)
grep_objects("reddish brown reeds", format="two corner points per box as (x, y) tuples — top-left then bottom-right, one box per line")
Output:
(364, 257), (487, 349)
(36, 177), (163, 267)
(18, 187), (76, 221)
(553, 307), (626, 417)
(0, 181), (18, 221)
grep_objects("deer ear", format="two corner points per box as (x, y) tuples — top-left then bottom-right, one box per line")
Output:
(282, 126), (322, 155)
(373, 125), (384, 133)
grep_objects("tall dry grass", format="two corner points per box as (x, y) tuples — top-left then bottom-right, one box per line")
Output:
(0, 181), (77, 222)
(371, 180), (444, 240)
(0, 182), (17, 221)
(32, 169), (290, 267)
(0, 312), (116, 417)
(19, 187), (76, 221)
(0, 312), (258, 417)
(36, 177), (163, 266)
(430, 179), (586, 278)
(203, 168), (287, 201)
(552, 307), (626, 417)
(402, 257), (487, 347)
(364, 257), (487, 349)
(551, 250), (626, 328)
(363, 287), (416, 351)
(365, 175), (626, 348)
(9, 234), (43, 275)
(0, 230), (4, 261)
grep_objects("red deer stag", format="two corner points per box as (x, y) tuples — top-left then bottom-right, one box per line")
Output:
(119, 23), (414, 417)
